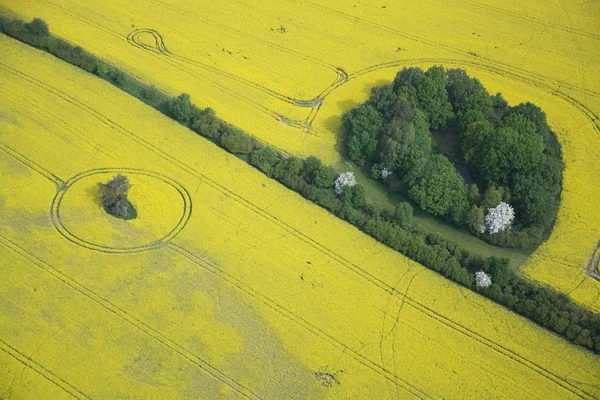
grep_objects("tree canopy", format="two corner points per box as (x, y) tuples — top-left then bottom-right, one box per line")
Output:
(342, 104), (382, 166)
(342, 65), (563, 248)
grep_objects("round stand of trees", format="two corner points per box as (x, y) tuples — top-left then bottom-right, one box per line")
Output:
(341, 65), (562, 249)
(97, 174), (137, 220)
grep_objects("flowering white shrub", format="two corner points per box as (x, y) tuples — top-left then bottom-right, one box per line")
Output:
(478, 223), (486, 234)
(475, 271), (492, 288)
(381, 168), (392, 178)
(334, 172), (356, 195)
(484, 202), (515, 234)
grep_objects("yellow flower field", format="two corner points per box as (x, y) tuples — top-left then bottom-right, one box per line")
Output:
(1, 0), (599, 311)
(1, 35), (599, 399)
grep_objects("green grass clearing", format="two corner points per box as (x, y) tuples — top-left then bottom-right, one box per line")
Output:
(333, 159), (532, 271)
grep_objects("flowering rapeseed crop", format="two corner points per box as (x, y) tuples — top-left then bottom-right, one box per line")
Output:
(0, 35), (598, 399)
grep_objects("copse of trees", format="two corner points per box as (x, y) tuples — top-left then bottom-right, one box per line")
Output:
(342, 65), (563, 249)
(6, 16), (596, 353)
(97, 175), (136, 220)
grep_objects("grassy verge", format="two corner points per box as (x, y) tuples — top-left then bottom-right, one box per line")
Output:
(333, 160), (531, 270)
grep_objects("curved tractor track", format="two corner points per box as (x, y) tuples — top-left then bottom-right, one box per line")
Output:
(123, 29), (600, 287)
(127, 28), (347, 131)
(50, 168), (192, 254)
(125, 28), (599, 137)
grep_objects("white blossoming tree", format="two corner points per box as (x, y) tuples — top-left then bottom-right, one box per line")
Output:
(381, 168), (392, 178)
(484, 202), (515, 234)
(475, 271), (492, 288)
(334, 172), (356, 195)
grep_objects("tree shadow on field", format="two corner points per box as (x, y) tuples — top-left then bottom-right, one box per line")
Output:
(355, 78), (392, 99)
(321, 99), (358, 157)
(86, 184), (103, 207)
(369, 78), (392, 91)
(322, 114), (344, 156)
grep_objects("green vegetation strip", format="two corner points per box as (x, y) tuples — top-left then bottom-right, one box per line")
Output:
(2, 16), (597, 353)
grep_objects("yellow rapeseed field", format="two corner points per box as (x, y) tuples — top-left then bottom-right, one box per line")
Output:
(1, 0), (599, 310)
(1, 35), (599, 399)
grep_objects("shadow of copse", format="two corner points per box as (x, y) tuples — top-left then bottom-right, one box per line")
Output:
(86, 183), (104, 207)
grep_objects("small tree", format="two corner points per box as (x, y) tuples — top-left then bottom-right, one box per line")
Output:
(113, 69), (128, 87)
(168, 93), (198, 123)
(466, 205), (485, 234)
(334, 172), (356, 195)
(220, 126), (256, 154)
(475, 271), (492, 288)
(142, 85), (160, 100)
(97, 174), (136, 219)
(95, 63), (109, 78)
(191, 107), (221, 138)
(27, 18), (49, 37)
(381, 168), (392, 178)
(314, 165), (338, 189)
(484, 202), (515, 234)
(395, 202), (413, 228)
(467, 183), (480, 206)
(249, 146), (280, 176)
(341, 184), (366, 208)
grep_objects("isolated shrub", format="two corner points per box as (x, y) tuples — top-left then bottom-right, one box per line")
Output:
(249, 146), (281, 176)
(97, 174), (136, 220)
(220, 127), (256, 154)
